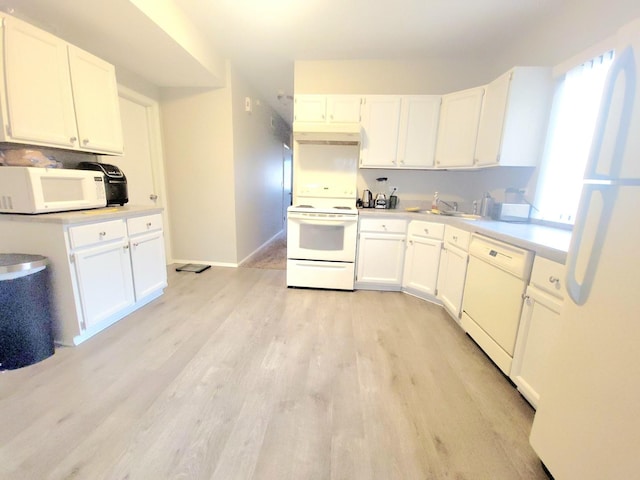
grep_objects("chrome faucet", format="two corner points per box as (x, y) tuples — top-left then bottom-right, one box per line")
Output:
(438, 199), (458, 211)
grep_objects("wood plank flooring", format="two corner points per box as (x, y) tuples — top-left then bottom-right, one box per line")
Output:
(0, 266), (548, 479)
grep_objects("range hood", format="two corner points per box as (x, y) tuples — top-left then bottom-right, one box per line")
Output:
(293, 122), (361, 145)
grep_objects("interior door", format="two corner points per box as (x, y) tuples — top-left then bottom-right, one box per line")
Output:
(100, 87), (171, 262)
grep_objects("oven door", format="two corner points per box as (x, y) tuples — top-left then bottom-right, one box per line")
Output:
(287, 211), (358, 262)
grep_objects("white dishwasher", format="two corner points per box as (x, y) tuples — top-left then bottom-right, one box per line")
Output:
(461, 235), (534, 375)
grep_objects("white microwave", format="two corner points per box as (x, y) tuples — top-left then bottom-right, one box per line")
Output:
(0, 166), (107, 214)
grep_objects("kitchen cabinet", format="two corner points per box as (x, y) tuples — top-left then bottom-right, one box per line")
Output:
(127, 214), (168, 300)
(396, 96), (441, 168)
(402, 220), (444, 298)
(293, 94), (361, 123)
(434, 86), (485, 168)
(436, 226), (471, 321)
(511, 256), (566, 408)
(70, 220), (135, 330)
(359, 95), (402, 168)
(0, 208), (166, 346)
(356, 217), (407, 290)
(475, 67), (553, 167)
(68, 45), (123, 154)
(360, 95), (441, 169)
(0, 14), (123, 154)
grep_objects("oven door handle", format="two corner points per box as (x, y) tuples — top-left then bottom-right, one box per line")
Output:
(289, 218), (356, 226)
(288, 214), (358, 225)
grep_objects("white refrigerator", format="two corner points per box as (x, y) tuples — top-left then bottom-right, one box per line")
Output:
(529, 18), (640, 479)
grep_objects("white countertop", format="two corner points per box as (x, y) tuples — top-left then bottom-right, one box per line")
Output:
(0, 205), (163, 225)
(358, 208), (573, 264)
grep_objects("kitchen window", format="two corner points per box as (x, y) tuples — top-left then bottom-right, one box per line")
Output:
(533, 50), (614, 225)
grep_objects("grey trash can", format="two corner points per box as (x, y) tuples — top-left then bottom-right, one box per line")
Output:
(0, 254), (54, 370)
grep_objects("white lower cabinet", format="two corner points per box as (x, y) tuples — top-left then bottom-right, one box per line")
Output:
(402, 221), (444, 297)
(127, 214), (167, 300)
(436, 226), (471, 321)
(73, 239), (134, 330)
(511, 256), (566, 409)
(356, 217), (407, 290)
(0, 209), (166, 346)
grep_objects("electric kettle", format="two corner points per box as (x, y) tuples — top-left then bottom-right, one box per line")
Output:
(362, 189), (373, 208)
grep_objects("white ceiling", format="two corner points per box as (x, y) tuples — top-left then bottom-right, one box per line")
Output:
(0, 0), (597, 125)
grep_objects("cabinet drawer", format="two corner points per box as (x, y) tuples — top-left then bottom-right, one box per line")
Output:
(127, 214), (163, 236)
(359, 217), (407, 234)
(444, 226), (470, 250)
(530, 256), (566, 299)
(69, 220), (126, 249)
(407, 220), (444, 240)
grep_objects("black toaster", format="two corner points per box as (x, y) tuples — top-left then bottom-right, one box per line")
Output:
(77, 161), (128, 206)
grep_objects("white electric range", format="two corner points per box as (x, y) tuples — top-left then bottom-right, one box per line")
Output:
(286, 186), (358, 290)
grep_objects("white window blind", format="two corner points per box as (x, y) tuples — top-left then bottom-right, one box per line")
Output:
(534, 51), (614, 224)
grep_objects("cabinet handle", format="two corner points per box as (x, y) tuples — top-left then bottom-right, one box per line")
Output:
(70, 136), (77, 143)
(424, 228), (429, 234)
(99, 231), (106, 237)
(82, 138), (90, 145)
(123, 244), (129, 250)
(549, 276), (560, 284)
(452, 235), (458, 241)
(409, 240), (414, 245)
(133, 242), (139, 247)
(146, 222), (152, 228)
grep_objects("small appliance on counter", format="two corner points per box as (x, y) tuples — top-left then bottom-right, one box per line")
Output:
(374, 177), (388, 209)
(491, 202), (531, 222)
(77, 162), (128, 206)
(361, 189), (373, 208)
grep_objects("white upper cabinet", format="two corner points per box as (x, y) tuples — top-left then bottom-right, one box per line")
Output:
(360, 95), (402, 168)
(326, 95), (362, 123)
(434, 86), (485, 168)
(360, 95), (441, 169)
(294, 95), (327, 122)
(396, 95), (441, 168)
(2, 16), (78, 148)
(294, 94), (361, 123)
(68, 45), (124, 154)
(0, 14), (123, 154)
(475, 67), (553, 167)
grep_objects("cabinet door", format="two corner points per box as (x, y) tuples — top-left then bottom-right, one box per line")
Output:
(475, 71), (511, 166)
(437, 246), (469, 319)
(3, 16), (78, 148)
(327, 95), (361, 123)
(360, 96), (402, 168)
(294, 95), (326, 122)
(397, 95), (441, 168)
(68, 45), (124, 154)
(510, 286), (563, 409)
(434, 87), (484, 168)
(403, 236), (442, 296)
(356, 233), (405, 286)
(73, 242), (134, 330)
(129, 231), (167, 300)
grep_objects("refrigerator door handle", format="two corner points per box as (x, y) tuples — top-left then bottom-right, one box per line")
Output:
(584, 46), (636, 180)
(566, 184), (617, 305)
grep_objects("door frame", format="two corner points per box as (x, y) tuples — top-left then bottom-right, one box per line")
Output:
(117, 85), (173, 264)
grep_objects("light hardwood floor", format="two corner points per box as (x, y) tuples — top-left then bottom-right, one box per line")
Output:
(0, 266), (549, 479)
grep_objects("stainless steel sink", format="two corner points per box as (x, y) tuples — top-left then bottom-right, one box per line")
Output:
(418, 210), (482, 220)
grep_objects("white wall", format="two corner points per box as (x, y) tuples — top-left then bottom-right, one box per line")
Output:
(229, 65), (290, 263)
(295, 59), (496, 95)
(160, 73), (237, 266)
